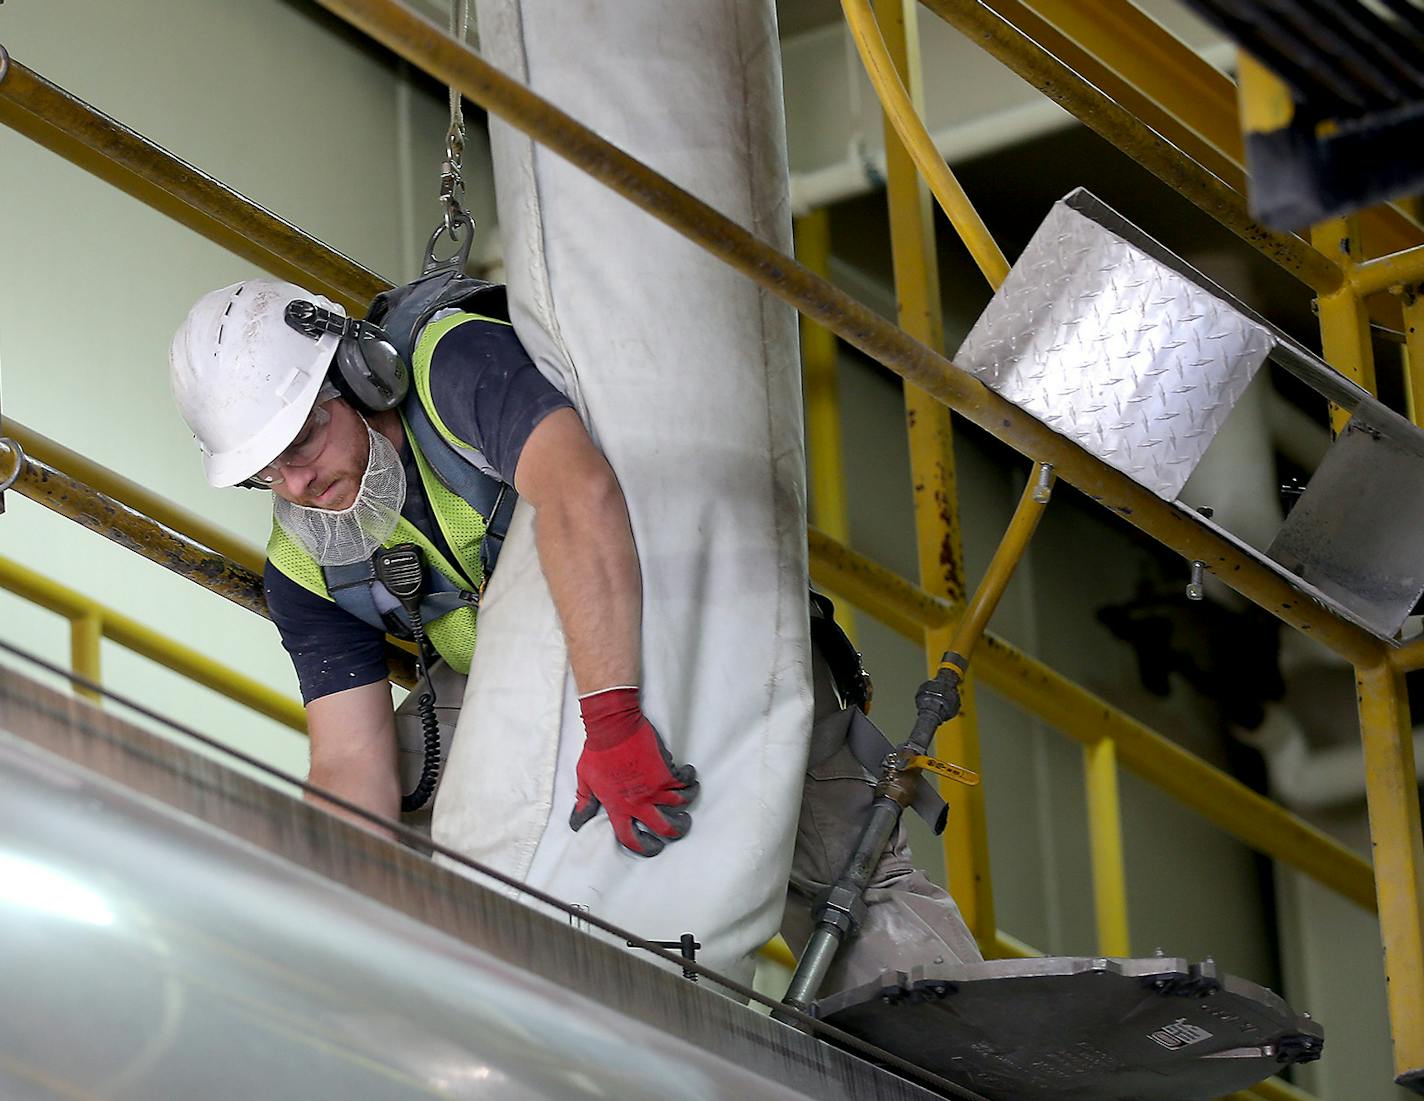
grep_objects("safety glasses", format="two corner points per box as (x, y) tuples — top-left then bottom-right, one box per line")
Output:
(241, 400), (333, 489)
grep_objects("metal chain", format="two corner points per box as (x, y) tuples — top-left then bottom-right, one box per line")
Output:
(439, 0), (470, 237)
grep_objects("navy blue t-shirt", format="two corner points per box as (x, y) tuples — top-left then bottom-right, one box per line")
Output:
(265, 317), (572, 703)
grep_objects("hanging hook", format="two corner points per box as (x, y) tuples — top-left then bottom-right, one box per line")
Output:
(0, 43), (11, 86)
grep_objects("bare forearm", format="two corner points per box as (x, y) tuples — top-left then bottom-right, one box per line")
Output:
(307, 756), (399, 824)
(305, 681), (401, 831)
(534, 472), (642, 693)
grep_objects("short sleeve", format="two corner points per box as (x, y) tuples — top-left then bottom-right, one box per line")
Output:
(425, 317), (574, 485)
(264, 561), (390, 704)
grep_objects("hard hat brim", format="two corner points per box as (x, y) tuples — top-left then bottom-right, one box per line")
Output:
(199, 359), (331, 487)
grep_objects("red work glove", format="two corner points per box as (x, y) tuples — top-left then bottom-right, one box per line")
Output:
(569, 686), (698, 857)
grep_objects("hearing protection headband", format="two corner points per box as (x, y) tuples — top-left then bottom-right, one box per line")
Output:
(284, 301), (409, 413)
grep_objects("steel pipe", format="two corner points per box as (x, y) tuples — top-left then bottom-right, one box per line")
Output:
(0, 439), (415, 688)
(0, 55), (386, 313)
(1, 440), (268, 617)
(4, 419), (264, 574)
(312, 0), (1384, 667)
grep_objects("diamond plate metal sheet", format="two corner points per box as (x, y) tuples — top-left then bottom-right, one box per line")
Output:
(955, 199), (1273, 500)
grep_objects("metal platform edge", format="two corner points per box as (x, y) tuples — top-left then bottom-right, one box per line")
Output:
(0, 664), (939, 1101)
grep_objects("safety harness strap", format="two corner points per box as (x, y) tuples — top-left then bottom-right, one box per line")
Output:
(402, 386), (515, 580)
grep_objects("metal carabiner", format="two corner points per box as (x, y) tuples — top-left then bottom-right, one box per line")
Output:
(423, 207), (475, 275)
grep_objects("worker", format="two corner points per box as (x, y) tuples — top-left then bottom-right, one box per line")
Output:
(169, 275), (980, 995)
(169, 277), (697, 858)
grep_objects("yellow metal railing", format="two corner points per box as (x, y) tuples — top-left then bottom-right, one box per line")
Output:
(0, 554), (305, 733)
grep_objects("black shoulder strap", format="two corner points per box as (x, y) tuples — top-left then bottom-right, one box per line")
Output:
(402, 397), (517, 579)
(368, 271), (509, 365)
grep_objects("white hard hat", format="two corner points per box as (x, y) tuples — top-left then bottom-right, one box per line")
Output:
(169, 279), (345, 487)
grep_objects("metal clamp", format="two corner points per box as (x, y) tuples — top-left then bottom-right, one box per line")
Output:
(0, 437), (25, 493)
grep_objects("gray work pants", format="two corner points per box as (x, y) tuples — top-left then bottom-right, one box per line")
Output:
(776, 648), (983, 999)
(396, 650), (982, 998)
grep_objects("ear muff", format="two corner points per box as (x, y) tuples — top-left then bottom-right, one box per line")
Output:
(284, 300), (409, 412)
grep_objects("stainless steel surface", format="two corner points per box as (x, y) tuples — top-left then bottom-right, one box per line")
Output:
(813, 956), (1323, 1101)
(1267, 400), (1424, 638)
(955, 192), (1272, 500)
(0, 664), (941, 1101)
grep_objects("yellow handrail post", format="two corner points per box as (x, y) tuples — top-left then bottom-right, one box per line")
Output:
(794, 210), (857, 643)
(868, 0), (995, 944)
(1402, 293), (1424, 429)
(70, 610), (102, 704)
(1356, 663), (1424, 1086)
(1084, 736), (1130, 957)
(1310, 216), (1377, 434)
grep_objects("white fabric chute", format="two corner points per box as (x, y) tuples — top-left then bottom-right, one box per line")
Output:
(434, 0), (811, 984)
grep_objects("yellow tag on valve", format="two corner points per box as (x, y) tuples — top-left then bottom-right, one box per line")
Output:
(906, 755), (980, 787)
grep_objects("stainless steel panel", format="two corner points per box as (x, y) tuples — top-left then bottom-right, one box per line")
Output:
(1267, 400), (1424, 638)
(0, 734), (815, 1101)
(0, 666), (940, 1101)
(955, 194), (1273, 500)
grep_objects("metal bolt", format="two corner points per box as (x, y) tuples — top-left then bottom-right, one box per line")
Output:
(1186, 561), (1205, 601)
(1032, 461), (1054, 503)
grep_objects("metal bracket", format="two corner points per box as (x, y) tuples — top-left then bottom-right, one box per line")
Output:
(627, 932), (702, 982)
(0, 436), (25, 515)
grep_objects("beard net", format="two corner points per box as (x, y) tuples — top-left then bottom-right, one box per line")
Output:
(273, 423), (406, 566)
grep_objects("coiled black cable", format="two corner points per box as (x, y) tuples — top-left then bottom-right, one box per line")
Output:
(399, 609), (441, 813)
(400, 607), (440, 812)
(374, 544), (443, 813)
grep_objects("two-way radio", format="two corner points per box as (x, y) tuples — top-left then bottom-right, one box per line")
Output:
(374, 543), (442, 812)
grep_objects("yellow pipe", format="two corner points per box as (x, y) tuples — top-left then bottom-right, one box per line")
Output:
(1310, 219), (1377, 435)
(2, 418), (265, 573)
(873, 0), (995, 940)
(795, 211), (857, 643)
(1403, 296), (1424, 429)
(1227, 1078), (1322, 1101)
(1391, 634), (1424, 673)
(845, 0), (1010, 289)
(987, 630), (1376, 911)
(0, 555), (306, 733)
(991, 929), (1042, 959)
(808, 526), (953, 638)
(1084, 736), (1130, 957)
(1352, 245), (1424, 299)
(807, 530), (1377, 908)
(1355, 663), (1424, 1083)
(942, 464), (1053, 674)
(69, 611), (102, 705)
(1024, 0), (1245, 172)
